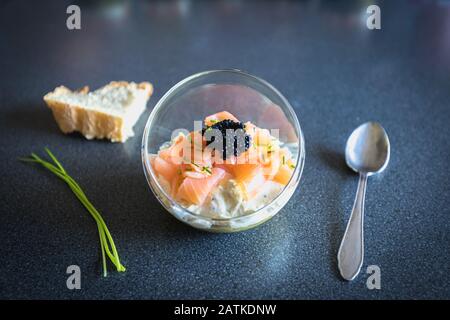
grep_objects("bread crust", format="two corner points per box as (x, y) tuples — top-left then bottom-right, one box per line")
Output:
(43, 81), (153, 142)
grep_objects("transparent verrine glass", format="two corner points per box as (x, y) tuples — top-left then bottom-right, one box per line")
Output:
(142, 69), (305, 232)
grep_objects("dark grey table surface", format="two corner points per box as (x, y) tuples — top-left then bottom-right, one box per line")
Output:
(1, 0), (449, 299)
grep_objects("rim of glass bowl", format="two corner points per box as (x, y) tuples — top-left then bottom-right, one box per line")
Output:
(141, 69), (305, 223)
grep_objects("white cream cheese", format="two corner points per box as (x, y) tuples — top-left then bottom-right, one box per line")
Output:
(156, 174), (284, 219)
(187, 179), (284, 219)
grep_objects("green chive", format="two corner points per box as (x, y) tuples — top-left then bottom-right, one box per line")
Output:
(20, 148), (125, 277)
(202, 166), (212, 174)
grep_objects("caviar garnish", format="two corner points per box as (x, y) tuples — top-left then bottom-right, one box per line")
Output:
(202, 119), (251, 159)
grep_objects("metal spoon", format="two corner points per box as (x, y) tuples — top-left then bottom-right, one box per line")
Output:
(337, 122), (390, 281)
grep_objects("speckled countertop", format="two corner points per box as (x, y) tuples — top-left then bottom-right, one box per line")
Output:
(0, 0), (449, 299)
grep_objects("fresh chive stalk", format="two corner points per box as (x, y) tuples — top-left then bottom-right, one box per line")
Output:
(202, 166), (212, 175)
(19, 148), (125, 277)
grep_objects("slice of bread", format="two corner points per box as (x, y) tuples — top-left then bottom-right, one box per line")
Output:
(44, 81), (153, 142)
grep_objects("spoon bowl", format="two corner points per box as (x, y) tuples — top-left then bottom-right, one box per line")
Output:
(345, 122), (390, 175)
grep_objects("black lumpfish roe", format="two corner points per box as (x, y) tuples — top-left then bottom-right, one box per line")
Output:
(202, 119), (251, 159)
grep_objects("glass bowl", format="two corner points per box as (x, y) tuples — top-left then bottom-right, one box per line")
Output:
(141, 69), (305, 232)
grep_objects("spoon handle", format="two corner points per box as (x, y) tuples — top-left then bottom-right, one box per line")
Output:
(338, 173), (368, 280)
